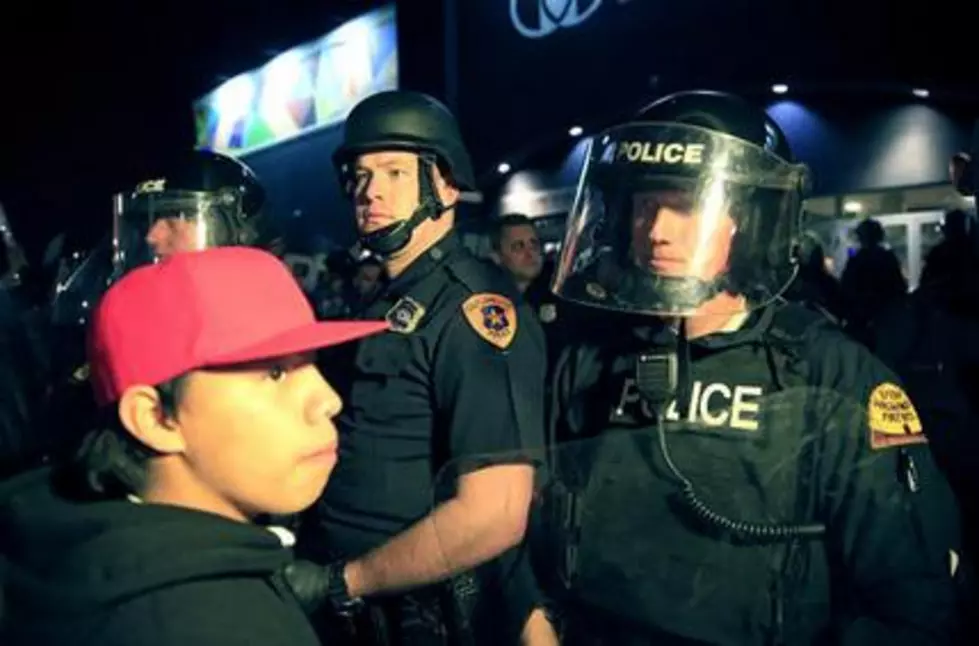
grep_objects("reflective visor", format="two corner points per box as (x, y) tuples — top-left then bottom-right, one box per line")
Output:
(111, 189), (242, 274)
(589, 122), (806, 189)
(552, 123), (808, 317)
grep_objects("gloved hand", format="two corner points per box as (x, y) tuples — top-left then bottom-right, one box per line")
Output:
(281, 559), (335, 614)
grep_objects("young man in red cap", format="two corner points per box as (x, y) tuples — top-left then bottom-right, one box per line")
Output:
(0, 246), (387, 646)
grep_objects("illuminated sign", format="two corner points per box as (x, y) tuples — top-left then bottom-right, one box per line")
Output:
(194, 4), (398, 156)
(509, 0), (603, 39)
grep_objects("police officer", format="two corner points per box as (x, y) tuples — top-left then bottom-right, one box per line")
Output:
(294, 90), (552, 644)
(110, 148), (271, 272)
(489, 213), (545, 295)
(540, 91), (961, 644)
(488, 214), (563, 364)
(50, 148), (270, 331)
(44, 149), (272, 467)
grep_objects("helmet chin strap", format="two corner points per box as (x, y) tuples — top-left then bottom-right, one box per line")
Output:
(360, 157), (450, 258)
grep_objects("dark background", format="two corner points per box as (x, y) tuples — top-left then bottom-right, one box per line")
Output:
(454, 0), (979, 181)
(0, 0), (976, 257)
(0, 0), (386, 257)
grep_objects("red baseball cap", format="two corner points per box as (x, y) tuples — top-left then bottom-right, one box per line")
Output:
(87, 246), (388, 406)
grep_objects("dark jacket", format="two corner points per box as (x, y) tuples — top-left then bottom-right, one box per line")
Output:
(0, 288), (49, 478)
(551, 301), (960, 644)
(0, 468), (320, 646)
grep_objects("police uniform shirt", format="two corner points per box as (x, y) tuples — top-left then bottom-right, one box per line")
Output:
(551, 302), (959, 645)
(313, 233), (547, 558)
(525, 273), (592, 362)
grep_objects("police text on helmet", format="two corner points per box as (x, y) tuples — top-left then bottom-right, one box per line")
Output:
(614, 142), (706, 166)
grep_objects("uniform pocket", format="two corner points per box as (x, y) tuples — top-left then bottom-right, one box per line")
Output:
(354, 334), (412, 378)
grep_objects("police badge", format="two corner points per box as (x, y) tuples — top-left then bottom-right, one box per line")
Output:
(385, 296), (426, 334)
(538, 303), (558, 323)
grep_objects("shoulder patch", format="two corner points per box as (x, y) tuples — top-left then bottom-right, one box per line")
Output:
(385, 296), (426, 334)
(462, 293), (517, 350)
(867, 382), (926, 450)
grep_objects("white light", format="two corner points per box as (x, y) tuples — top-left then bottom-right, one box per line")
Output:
(568, 125), (584, 137)
(260, 49), (305, 118)
(212, 73), (257, 149)
(497, 162), (512, 174)
(771, 84), (789, 94)
(912, 88), (929, 98)
(214, 73), (256, 121)
(843, 200), (863, 213)
(327, 16), (374, 104)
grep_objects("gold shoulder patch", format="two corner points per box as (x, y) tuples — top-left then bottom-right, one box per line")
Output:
(867, 382), (926, 450)
(462, 293), (517, 350)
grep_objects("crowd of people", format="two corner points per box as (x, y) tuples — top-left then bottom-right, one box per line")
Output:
(0, 88), (976, 645)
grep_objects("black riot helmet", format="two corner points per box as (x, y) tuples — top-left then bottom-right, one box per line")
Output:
(332, 90), (476, 256)
(51, 150), (269, 330)
(110, 149), (267, 275)
(552, 90), (811, 317)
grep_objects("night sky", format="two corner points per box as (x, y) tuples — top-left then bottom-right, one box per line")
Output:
(0, 0), (975, 259)
(0, 0), (380, 258)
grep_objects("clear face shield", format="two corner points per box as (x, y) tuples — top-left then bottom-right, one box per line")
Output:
(110, 187), (246, 275)
(49, 236), (116, 328)
(552, 123), (809, 317)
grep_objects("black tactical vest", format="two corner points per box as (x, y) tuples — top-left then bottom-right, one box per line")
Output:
(552, 304), (834, 645)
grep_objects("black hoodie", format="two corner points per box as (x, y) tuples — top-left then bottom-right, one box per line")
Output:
(0, 468), (321, 646)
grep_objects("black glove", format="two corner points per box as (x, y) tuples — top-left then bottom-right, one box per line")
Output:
(281, 559), (361, 616)
(281, 559), (335, 614)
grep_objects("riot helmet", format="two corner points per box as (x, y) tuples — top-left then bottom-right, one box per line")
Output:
(333, 90), (476, 256)
(552, 90), (810, 317)
(51, 150), (267, 329)
(111, 149), (266, 275)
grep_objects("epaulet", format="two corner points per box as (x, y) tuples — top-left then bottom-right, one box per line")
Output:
(444, 255), (515, 298)
(765, 301), (833, 349)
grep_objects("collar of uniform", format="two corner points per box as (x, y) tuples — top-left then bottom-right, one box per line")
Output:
(695, 306), (773, 350)
(628, 308), (758, 346)
(386, 232), (462, 297)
